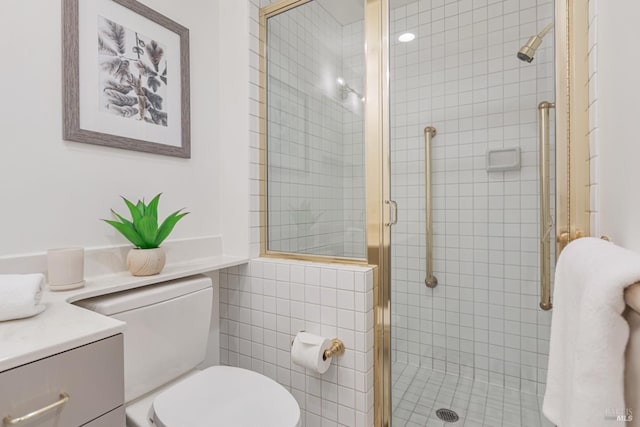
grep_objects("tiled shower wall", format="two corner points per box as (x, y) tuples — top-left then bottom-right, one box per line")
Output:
(265, 2), (366, 258)
(266, 3), (345, 256)
(219, 259), (375, 426)
(342, 20), (367, 258)
(389, 0), (554, 394)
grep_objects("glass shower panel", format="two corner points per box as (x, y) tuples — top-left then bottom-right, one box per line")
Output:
(389, 0), (556, 425)
(265, 1), (366, 259)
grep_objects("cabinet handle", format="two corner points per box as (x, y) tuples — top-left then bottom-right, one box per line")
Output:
(3, 392), (69, 425)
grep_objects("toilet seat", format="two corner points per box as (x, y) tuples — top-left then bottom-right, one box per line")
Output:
(152, 366), (301, 427)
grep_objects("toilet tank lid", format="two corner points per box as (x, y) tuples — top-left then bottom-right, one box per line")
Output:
(75, 275), (212, 316)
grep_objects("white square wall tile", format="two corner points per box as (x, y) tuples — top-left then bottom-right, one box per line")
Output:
(221, 257), (374, 426)
(321, 268), (338, 288)
(337, 270), (355, 291)
(337, 290), (355, 310)
(291, 265), (306, 283)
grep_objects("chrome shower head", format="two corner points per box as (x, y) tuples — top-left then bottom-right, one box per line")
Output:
(336, 77), (364, 102)
(517, 35), (543, 63)
(518, 23), (553, 63)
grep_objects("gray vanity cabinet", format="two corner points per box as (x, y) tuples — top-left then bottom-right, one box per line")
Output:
(0, 334), (124, 426)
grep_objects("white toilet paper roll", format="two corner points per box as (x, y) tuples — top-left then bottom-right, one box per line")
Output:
(291, 332), (333, 374)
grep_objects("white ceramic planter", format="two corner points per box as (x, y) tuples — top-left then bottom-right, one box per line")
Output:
(127, 247), (166, 276)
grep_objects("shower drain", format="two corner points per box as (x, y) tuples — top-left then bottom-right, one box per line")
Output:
(435, 408), (460, 423)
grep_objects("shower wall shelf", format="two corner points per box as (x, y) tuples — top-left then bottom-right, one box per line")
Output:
(0, 254), (249, 373)
(486, 147), (521, 172)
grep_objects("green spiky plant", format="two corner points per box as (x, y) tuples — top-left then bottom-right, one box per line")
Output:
(103, 194), (188, 249)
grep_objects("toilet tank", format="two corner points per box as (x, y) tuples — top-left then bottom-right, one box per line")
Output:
(76, 275), (213, 403)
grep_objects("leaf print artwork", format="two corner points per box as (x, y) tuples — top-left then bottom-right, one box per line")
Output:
(98, 16), (168, 127)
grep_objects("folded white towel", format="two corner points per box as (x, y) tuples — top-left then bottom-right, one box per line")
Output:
(543, 237), (640, 426)
(0, 274), (46, 322)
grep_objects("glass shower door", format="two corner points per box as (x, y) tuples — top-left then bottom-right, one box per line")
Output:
(388, 0), (556, 425)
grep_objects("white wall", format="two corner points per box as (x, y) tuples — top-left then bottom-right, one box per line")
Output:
(218, 0), (250, 258)
(595, 1), (640, 251)
(0, 0), (251, 258)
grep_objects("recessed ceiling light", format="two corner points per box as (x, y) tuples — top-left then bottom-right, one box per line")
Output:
(398, 32), (415, 42)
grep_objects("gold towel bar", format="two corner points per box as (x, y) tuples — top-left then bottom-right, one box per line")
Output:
(602, 236), (640, 315)
(540, 234), (640, 314)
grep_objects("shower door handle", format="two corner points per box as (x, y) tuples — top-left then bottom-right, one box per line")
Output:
(385, 200), (398, 226)
(539, 101), (555, 311)
(424, 126), (438, 288)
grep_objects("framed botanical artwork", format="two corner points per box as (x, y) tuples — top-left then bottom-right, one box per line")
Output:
(62, 0), (190, 158)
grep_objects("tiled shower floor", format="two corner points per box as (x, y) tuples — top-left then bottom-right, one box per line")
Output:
(392, 362), (554, 427)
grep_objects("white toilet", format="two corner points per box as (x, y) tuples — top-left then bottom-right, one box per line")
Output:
(77, 275), (301, 427)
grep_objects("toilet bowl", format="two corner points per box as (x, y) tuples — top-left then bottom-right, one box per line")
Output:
(76, 275), (300, 427)
(151, 366), (299, 427)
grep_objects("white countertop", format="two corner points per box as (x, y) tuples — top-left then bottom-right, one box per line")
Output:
(0, 255), (248, 372)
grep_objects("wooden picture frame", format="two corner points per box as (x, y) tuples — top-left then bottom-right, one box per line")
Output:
(62, 0), (191, 158)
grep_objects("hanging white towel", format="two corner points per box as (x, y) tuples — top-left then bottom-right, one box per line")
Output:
(0, 274), (46, 322)
(544, 237), (640, 426)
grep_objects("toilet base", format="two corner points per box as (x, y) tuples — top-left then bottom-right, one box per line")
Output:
(125, 370), (199, 427)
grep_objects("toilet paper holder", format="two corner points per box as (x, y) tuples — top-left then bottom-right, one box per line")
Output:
(323, 339), (346, 361)
(291, 333), (346, 361)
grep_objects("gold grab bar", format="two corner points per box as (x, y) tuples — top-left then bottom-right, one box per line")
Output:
(3, 392), (70, 425)
(539, 101), (555, 311)
(424, 126), (438, 288)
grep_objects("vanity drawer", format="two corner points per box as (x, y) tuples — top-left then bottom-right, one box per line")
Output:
(0, 334), (124, 427)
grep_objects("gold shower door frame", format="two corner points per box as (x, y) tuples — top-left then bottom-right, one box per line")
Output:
(259, 0), (590, 426)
